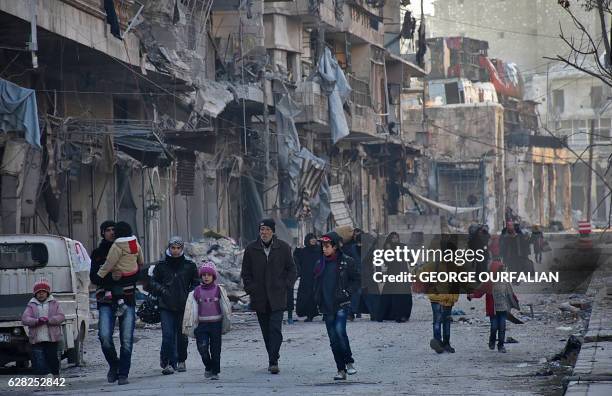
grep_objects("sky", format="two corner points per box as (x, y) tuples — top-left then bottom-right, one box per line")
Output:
(406, 0), (435, 15)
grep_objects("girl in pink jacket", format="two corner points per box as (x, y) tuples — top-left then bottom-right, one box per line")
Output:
(21, 278), (66, 375)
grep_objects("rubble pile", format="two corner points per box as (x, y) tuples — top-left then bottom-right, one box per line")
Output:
(184, 231), (248, 310)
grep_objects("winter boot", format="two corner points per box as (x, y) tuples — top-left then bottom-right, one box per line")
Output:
(269, 364), (280, 374)
(204, 370), (213, 378)
(107, 367), (118, 383)
(430, 338), (445, 354)
(346, 363), (357, 375)
(117, 376), (129, 385)
(498, 328), (507, 352)
(177, 362), (186, 372)
(489, 329), (496, 350)
(334, 370), (347, 380)
(210, 373), (219, 380)
(162, 364), (175, 375)
(443, 342), (456, 353)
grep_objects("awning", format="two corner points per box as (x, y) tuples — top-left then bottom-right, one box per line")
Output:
(404, 186), (482, 214)
(385, 52), (427, 77)
(115, 136), (172, 167)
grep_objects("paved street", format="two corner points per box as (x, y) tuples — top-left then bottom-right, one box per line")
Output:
(0, 293), (585, 396)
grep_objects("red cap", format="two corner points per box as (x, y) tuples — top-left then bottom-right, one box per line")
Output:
(33, 278), (51, 295)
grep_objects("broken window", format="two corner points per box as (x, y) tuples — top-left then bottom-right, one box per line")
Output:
(444, 82), (461, 104)
(552, 89), (564, 114)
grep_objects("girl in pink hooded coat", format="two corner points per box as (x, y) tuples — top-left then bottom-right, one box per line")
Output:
(21, 279), (66, 375)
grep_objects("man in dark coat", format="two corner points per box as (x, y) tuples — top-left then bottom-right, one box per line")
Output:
(240, 218), (297, 374)
(313, 232), (360, 380)
(149, 236), (199, 375)
(294, 233), (320, 321)
(90, 221), (139, 385)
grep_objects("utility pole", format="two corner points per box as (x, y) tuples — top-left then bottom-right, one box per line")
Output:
(587, 118), (595, 222)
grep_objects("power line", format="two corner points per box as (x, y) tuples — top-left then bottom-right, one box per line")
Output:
(424, 14), (559, 39)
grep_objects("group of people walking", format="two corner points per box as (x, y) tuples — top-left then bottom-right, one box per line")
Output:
(20, 216), (546, 383)
(83, 218), (365, 384)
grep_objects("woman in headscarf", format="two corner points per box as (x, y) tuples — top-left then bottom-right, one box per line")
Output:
(294, 233), (320, 321)
(378, 232), (413, 322)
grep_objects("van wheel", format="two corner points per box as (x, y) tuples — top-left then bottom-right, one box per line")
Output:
(16, 360), (29, 369)
(67, 324), (85, 366)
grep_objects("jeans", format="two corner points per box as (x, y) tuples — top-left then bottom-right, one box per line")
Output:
(194, 321), (222, 374)
(431, 302), (452, 344)
(256, 310), (284, 365)
(324, 307), (354, 371)
(31, 342), (60, 375)
(490, 311), (507, 346)
(98, 303), (135, 378)
(160, 309), (189, 368)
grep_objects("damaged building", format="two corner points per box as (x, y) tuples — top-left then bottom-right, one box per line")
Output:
(402, 36), (573, 231)
(0, 0), (431, 255)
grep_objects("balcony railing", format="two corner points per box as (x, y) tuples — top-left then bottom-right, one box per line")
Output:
(62, 0), (136, 29)
(348, 75), (371, 107)
(293, 81), (329, 126)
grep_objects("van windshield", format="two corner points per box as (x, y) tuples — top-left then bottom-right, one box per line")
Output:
(0, 243), (48, 269)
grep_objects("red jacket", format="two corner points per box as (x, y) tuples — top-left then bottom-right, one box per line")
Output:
(469, 282), (496, 317)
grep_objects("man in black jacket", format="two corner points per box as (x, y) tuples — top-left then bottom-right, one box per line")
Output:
(313, 232), (360, 381)
(149, 236), (198, 375)
(241, 219), (297, 374)
(90, 221), (139, 386)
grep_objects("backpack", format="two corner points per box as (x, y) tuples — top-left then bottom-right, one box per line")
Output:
(137, 294), (161, 324)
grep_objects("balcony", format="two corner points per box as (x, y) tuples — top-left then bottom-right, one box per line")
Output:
(61, 0), (137, 29)
(340, 2), (384, 46)
(347, 75), (377, 137)
(293, 81), (330, 130)
(264, 0), (339, 30)
(349, 103), (377, 136)
(0, 0), (142, 67)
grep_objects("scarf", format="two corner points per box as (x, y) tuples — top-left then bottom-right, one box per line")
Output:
(314, 253), (338, 277)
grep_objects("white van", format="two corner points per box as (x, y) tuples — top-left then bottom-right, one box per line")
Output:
(0, 234), (90, 368)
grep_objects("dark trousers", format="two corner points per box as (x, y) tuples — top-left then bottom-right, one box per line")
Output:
(31, 342), (60, 375)
(256, 310), (284, 365)
(431, 302), (452, 344)
(98, 303), (135, 377)
(350, 287), (362, 315)
(324, 307), (354, 371)
(194, 321), (222, 374)
(490, 311), (507, 347)
(160, 309), (189, 368)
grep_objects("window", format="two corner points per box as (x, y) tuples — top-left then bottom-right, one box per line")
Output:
(595, 118), (611, 142)
(0, 243), (48, 269)
(552, 89), (565, 114)
(591, 86), (604, 109)
(444, 82), (461, 104)
(571, 119), (588, 146)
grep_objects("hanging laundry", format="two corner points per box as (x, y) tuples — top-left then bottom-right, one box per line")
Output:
(104, 0), (122, 39)
(0, 78), (41, 148)
(415, 18), (427, 67)
(401, 11), (417, 40)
